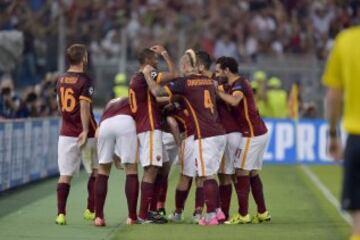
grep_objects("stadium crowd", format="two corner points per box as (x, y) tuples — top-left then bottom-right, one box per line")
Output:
(0, 0), (358, 119)
(0, 73), (58, 119)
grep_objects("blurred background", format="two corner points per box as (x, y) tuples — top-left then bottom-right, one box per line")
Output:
(0, 0), (359, 119)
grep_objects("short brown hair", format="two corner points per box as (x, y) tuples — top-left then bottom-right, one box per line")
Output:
(66, 44), (87, 65)
(137, 48), (155, 65)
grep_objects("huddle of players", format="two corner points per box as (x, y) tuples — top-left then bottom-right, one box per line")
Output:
(54, 43), (271, 227)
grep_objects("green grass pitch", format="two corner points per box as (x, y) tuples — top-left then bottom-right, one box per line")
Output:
(0, 165), (349, 240)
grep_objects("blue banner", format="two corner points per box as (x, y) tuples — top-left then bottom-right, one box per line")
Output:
(264, 119), (334, 165)
(0, 118), (60, 192)
(0, 117), (336, 192)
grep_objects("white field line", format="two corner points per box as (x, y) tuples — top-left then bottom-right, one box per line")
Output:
(300, 165), (352, 225)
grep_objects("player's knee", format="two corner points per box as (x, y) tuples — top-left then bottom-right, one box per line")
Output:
(98, 164), (111, 176)
(143, 166), (159, 182)
(205, 175), (216, 181)
(236, 169), (250, 176)
(91, 169), (98, 177)
(177, 175), (191, 190)
(58, 175), (72, 184)
(218, 173), (232, 185)
(250, 170), (259, 177)
(124, 163), (138, 175)
(195, 177), (204, 187)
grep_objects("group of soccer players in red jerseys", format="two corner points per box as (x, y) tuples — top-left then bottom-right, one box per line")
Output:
(55, 43), (271, 227)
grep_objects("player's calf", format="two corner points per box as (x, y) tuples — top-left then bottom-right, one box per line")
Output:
(233, 169), (251, 219)
(124, 163), (139, 223)
(84, 170), (97, 221)
(94, 164), (111, 226)
(56, 175), (72, 225)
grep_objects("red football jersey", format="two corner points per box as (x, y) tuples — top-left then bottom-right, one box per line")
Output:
(172, 98), (195, 137)
(100, 97), (132, 123)
(165, 74), (225, 139)
(129, 71), (162, 134)
(230, 77), (267, 137)
(56, 72), (97, 137)
(217, 84), (242, 134)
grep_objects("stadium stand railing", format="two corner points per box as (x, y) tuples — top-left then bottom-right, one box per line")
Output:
(0, 118), (59, 192)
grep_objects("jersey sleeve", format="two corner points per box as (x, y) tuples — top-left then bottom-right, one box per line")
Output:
(322, 36), (343, 89)
(165, 77), (186, 97)
(231, 81), (244, 96)
(79, 79), (94, 103)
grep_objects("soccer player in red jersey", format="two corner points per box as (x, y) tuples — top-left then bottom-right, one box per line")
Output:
(215, 57), (271, 224)
(196, 51), (242, 221)
(129, 45), (176, 223)
(150, 101), (181, 217)
(55, 44), (98, 225)
(94, 97), (138, 226)
(165, 97), (196, 222)
(165, 98), (206, 224)
(143, 49), (227, 226)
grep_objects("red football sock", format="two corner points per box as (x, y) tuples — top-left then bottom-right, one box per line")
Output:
(150, 175), (162, 212)
(250, 174), (267, 214)
(139, 181), (154, 220)
(219, 184), (232, 219)
(194, 186), (204, 214)
(175, 189), (190, 214)
(125, 174), (139, 220)
(203, 179), (219, 213)
(235, 176), (250, 216)
(87, 175), (96, 212)
(95, 174), (109, 219)
(57, 183), (70, 215)
(157, 175), (168, 209)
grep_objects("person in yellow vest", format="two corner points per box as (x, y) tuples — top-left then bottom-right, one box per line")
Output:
(266, 77), (288, 118)
(252, 70), (270, 117)
(251, 80), (269, 118)
(113, 73), (128, 98)
(323, 26), (360, 240)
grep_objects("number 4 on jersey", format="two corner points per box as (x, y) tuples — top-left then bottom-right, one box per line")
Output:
(204, 90), (214, 114)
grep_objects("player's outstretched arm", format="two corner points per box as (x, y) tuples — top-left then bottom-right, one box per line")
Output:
(143, 65), (169, 97)
(217, 88), (243, 107)
(150, 45), (178, 83)
(78, 100), (90, 148)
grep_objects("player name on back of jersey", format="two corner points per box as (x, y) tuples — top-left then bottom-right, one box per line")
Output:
(60, 76), (78, 84)
(57, 72), (97, 138)
(187, 79), (213, 87)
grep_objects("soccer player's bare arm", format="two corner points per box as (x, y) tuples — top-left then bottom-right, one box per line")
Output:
(166, 116), (182, 147)
(217, 89), (243, 107)
(78, 99), (91, 147)
(143, 65), (169, 97)
(150, 45), (178, 83)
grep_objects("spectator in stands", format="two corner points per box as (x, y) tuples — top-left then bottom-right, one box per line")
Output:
(252, 70), (270, 117)
(266, 77), (289, 119)
(15, 91), (39, 118)
(213, 32), (238, 60)
(0, 87), (13, 118)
